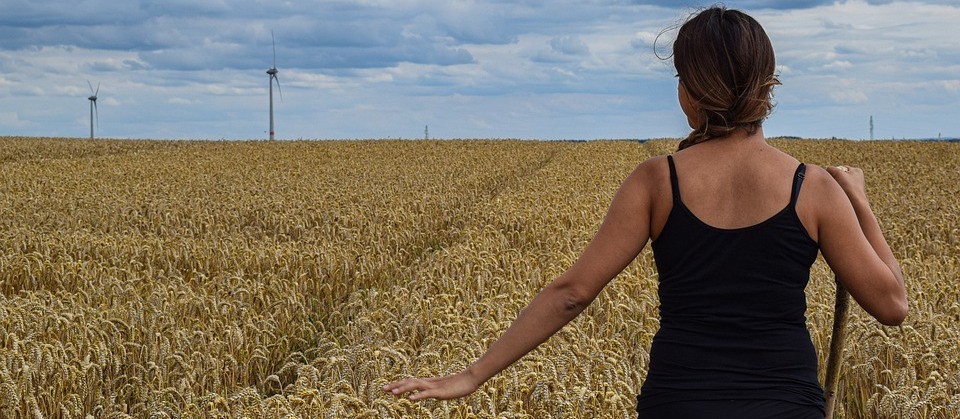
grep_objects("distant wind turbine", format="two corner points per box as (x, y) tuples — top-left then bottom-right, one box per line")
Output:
(87, 81), (99, 139)
(266, 30), (283, 140)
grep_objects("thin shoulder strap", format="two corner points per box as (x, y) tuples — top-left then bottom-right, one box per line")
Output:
(667, 155), (681, 203)
(789, 163), (807, 207)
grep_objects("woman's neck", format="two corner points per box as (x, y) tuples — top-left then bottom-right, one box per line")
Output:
(724, 126), (766, 143)
(690, 126), (767, 151)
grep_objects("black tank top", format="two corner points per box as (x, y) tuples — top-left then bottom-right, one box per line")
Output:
(636, 155), (825, 411)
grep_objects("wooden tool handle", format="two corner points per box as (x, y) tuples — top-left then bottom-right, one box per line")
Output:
(824, 279), (851, 419)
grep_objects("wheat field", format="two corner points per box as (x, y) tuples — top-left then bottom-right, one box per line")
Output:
(0, 137), (957, 418)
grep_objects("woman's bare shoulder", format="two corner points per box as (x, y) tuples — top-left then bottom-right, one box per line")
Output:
(622, 156), (674, 235)
(801, 163), (844, 196)
(796, 163), (852, 239)
(624, 155), (670, 192)
(798, 163), (852, 207)
(636, 154), (670, 174)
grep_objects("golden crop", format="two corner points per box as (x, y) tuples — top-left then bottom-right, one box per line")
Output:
(0, 137), (957, 418)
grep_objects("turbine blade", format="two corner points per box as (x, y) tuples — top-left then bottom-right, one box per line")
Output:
(274, 75), (283, 102)
(272, 30), (277, 69)
(87, 80), (94, 95)
(94, 100), (99, 130)
(95, 82), (100, 96)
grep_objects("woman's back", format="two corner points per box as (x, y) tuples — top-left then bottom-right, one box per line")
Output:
(637, 137), (826, 415)
(649, 138), (816, 238)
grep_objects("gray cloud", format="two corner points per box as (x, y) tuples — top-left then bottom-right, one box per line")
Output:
(0, 1), (491, 71)
(631, 0), (957, 11)
(627, 0), (837, 10)
(550, 36), (590, 56)
(0, 0), (147, 27)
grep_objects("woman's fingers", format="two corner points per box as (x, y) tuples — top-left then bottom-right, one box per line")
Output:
(409, 388), (439, 401)
(828, 165), (862, 175)
(383, 377), (445, 400)
(826, 165), (868, 199)
(383, 378), (432, 395)
(383, 372), (479, 401)
(383, 378), (415, 394)
(827, 165), (853, 176)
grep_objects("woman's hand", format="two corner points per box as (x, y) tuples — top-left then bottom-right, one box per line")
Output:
(382, 370), (480, 401)
(826, 165), (867, 201)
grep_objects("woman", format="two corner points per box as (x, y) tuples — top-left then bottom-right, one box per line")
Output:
(383, 6), (907, 418)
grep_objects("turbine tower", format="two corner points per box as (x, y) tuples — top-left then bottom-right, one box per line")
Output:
(869, 115), (874, 141)
(87, 81), (99, 139)
(266, 31), (282, 140)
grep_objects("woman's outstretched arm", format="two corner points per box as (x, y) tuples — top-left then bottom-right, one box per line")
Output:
(383, 157), (660, 401)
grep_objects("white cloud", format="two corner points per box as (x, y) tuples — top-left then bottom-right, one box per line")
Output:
(552, 67), (579, 79)
(943, 80), (960, 93)
(822, 60), (853, 70)
(829, 90), (868, 104)
(201, 84), (254, 96)
(0, 112), (29, 128)
(631, 31), (660, 49)
(900, 48), (937, 59)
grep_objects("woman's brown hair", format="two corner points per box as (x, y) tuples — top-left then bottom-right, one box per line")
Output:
(673, 6), (780, 150)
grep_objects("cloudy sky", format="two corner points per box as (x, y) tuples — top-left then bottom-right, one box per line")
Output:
(1, 0), (958, 140)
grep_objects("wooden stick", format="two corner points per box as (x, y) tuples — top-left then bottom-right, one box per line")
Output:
(824, 279), (851, 419)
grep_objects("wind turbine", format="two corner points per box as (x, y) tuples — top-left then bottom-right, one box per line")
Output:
(87, 81), (99, 139)
(266, 30), (282, 140)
